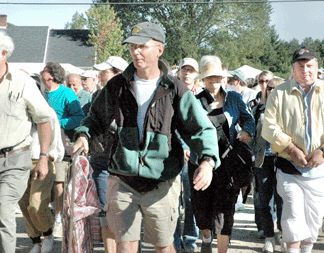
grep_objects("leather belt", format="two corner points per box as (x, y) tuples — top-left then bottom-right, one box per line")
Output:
(0, 145), (30, 158)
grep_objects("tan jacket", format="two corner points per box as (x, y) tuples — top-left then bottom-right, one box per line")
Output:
(262, 79), (324, 161)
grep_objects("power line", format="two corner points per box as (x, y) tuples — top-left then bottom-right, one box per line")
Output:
(1, 0), (324, 5)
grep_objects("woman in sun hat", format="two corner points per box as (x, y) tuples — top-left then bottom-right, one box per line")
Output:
(189, 55), (255, 253)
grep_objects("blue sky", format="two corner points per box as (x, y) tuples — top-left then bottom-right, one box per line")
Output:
(2, 1), (324, 43)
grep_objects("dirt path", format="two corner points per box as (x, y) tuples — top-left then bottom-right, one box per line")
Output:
(15, 196), (324, 252)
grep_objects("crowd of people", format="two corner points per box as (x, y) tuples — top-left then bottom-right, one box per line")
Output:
(1, 20), (324, 253)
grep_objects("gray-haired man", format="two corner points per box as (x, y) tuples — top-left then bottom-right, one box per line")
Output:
(0, 31), (52, 253)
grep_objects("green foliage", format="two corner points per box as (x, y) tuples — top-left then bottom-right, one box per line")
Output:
(64, 11), (87, 29)
(86, 5), (127, 64)
(110, 0), (275, 68)
(63, 1), (324, 79)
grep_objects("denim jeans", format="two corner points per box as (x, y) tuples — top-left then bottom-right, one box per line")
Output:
(174, 164), (199, 251)
(254, 156), (283, 237)
(90, 160), (109, 226)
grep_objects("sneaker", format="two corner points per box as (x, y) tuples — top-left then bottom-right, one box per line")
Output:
(277, 234), (287, 252)
(53, 221), (63, 237)
(200, 241), (212, 253)
(41, 235), (54, 253)
(262, 237), (275, 253)
(30, 243), (42, 253)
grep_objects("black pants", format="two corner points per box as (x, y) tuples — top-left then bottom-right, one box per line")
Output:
(188, 161), (239, 236)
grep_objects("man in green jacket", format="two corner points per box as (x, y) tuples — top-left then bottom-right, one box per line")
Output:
(72, 22), (219, 253)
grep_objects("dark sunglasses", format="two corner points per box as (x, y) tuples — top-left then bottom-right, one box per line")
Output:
(266, 86), (275, 91)
(259, 79), (270, 84)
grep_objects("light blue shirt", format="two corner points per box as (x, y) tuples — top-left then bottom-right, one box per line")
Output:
(294, 81), (324, 178)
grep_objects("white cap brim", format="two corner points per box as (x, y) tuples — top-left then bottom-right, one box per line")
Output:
(93, 62), (113, 71)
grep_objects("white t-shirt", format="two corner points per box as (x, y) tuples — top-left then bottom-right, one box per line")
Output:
(134, 73), (161, 141)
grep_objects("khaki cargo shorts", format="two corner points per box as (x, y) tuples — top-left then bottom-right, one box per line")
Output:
(104, 175), (180, 247)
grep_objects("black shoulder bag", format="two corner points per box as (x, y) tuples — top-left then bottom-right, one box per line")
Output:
(199, 95), (255, 189)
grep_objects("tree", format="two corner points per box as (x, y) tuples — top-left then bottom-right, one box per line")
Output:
(64, 11), (87, 29)
(86, 4), (127, 63)
(106, 0), (274, 67)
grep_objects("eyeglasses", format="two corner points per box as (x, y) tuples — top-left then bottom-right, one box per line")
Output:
(266, 86), (275, 91)
(127, 44), (161, 51)
(259, 79), (270, 84)
(81, 77), (88, 81)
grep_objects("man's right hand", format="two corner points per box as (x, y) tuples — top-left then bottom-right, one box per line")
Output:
(72, 136), (89, 158)
(285, 143), (307, 167)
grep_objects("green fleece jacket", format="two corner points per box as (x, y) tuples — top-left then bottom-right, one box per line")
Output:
(75, 61), (220, 181)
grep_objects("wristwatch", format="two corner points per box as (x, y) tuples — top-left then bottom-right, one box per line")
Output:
(201, 157), (216, 168)
(40, 152), (49, 158)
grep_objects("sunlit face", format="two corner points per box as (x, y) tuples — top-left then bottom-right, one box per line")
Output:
(203, 76), (223, 93)
(179, 65), (198, 87)
(68, 75), (82, 94)
(293, 59), (318, 87)
(0, 50), (8, 69)
(258, 74), (272, 93)
(129, 40), (164, 71)
(40, 68), (54, 90)
(99, 68), (117, 87)
(81, 76), (96, 93)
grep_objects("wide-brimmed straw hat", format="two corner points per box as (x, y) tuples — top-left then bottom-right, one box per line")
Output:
(194, 62), (231, 80)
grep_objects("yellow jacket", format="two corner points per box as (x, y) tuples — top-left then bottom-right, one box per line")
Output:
(262, 79), (324, 161)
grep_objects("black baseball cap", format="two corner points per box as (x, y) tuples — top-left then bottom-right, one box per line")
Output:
(292, 46), (317, 63)
(122, 22), (165, 45)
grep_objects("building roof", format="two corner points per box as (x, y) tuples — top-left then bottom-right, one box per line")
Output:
(6, 26), (49, 63)
(5, 26), (95, 69)
(47, 29), (94, 68)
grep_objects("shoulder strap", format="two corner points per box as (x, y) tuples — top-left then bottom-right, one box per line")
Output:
(198, 94), (232, 150)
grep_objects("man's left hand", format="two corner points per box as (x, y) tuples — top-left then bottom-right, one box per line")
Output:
(193, 161), (213, 191)
(34, 156), (49, 181)
(306, 149), (324, 168)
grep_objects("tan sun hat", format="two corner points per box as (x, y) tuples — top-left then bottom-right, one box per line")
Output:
(194, 62), (230, 80)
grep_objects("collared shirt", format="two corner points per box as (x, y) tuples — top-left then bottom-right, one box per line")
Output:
(262, 79), (324, 178)
(77, 89), (92, 108)
(0, 66), (52, 150)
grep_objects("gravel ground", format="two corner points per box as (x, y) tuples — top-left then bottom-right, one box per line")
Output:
(15, 195), (324, 252)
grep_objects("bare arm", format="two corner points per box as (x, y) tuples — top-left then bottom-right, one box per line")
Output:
(34, 121), (51, 180)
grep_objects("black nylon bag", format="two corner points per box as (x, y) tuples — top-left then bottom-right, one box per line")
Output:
(222, 139), (255, 189)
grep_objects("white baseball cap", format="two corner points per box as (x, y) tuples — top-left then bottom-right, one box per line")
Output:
(81, 70), (97, 79)
(179, 58), (199, 72)
(93, 56), (128, 72)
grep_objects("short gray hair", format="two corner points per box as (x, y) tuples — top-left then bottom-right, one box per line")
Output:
(0, 31), (14, 57)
